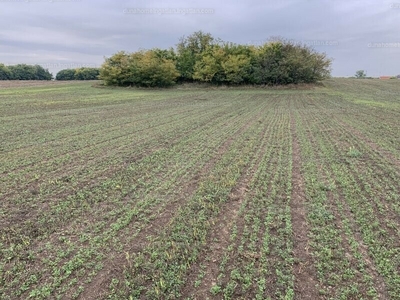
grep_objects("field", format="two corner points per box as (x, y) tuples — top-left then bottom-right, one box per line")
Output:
(1, 79), (400, 299)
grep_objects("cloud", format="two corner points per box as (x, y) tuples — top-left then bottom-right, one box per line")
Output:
(0, 0), (399, 77)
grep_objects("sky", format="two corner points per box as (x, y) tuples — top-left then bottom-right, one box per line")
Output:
(0, 0), (399, 77)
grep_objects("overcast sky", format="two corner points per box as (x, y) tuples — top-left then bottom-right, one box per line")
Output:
(1, 0), (399, 77)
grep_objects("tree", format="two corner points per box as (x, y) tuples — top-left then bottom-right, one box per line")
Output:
(152, 48), (177, 61)
(222, 54), (251, 84)
(193, 45), (226, 83)
(127, 50), (179, 87)
(221, 43), (253, 84)
(0, 64), (12, 80)
(355, 70), (367, 79)
(56, 67), (100, 80)
(176, 31), (218, 82)
(56, 69), (76, 80)
(34, 65), (53, 80)
(99, 51), (132, 85)
(99, 31), (332, 87)
(99, 50), (179, 87)
(74, 68), (100, 80)
(249, 40), (331, 85)
(8, 64), (36, 80)
(193, 44), (252, 84)
(6, 64), (52, 80)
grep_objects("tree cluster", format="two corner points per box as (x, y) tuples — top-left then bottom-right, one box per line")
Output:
(100, 31), (332, 87)
(55, 68), (100, 80)
(0, 64), (52, 80)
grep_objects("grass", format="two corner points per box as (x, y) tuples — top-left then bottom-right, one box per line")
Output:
(1, 79), (400, 299)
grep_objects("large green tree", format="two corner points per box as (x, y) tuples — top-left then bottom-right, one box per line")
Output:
(176, 31), (218, 82)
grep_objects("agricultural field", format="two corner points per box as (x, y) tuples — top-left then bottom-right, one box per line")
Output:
(1, 79), (400, 299)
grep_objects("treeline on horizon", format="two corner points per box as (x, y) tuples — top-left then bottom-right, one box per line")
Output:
(100, 31), (332, 87)
(55, 68), (100, 80)
(0, 64), (52, 80)
(0, 64), (100, 81)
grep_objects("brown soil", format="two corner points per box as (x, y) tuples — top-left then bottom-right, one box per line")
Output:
(0, 80), (82, 88)
(289, 115), (320, 299)
(180, 148), (256, 299)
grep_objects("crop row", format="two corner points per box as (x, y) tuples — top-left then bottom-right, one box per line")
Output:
(0, 92), (274, 299)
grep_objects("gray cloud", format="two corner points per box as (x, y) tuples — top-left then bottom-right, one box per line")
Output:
(0, 0), (399, 77)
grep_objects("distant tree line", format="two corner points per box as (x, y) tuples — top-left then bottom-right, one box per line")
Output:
(0, 64), (52, 80)
(100, 31), (332, 87)
(55, 68), (100, 80)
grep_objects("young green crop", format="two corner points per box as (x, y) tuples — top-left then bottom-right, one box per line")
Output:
(1, 79), (399, 299)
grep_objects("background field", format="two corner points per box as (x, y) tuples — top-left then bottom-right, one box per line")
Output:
(1, 79), (400, 299)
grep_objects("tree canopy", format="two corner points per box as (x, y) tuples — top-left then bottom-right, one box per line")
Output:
(99, 31), (332, 87)
(0, 64), (52, 80)
(0, 64), (12, 80)
(99, 50), (179, 87)
(55, 68), (100, 80)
